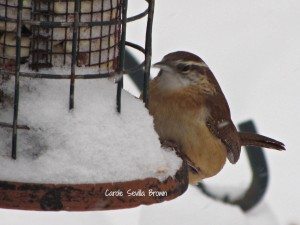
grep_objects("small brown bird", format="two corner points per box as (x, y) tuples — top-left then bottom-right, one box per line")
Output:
(148, 51), (285, 184)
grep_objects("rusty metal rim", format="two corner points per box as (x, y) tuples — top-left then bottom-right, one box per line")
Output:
(0, 160), (188, 211)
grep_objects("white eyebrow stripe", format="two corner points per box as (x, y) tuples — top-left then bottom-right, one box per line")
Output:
(176, 60), (208, 68)
(218, 120), (230, 129)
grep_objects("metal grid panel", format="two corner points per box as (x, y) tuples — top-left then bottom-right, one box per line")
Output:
(29, 0), (122, 71)
(0, 0), (31, 71)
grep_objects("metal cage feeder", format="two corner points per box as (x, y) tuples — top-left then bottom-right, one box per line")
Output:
(0, 0), (188, 211)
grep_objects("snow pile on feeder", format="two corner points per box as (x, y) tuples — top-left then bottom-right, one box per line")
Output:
(0, 75), (182, 184)
(0, 0), (183, 185)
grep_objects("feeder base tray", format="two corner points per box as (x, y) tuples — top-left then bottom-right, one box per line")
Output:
(0, 162), (188, 211)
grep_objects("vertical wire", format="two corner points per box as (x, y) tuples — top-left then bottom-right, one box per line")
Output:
(143, 0), (155, 108)
(116, 0), (122, 69)
(11, 0), (24, 159)
(106, 0), (113, 72)
(99, 0), (104, 68)
(77, 0), (82, 67)
(45, 1), (50, 66)
(50, 1), (54, 65)
(36, 1), (40, 71)
(116, 0), (128, 113)
(28, 1), (33, 69)
(112, 2), (118, 70)
(69, 0), (80, 110)
(88, 0), (94, 66)
(31, 1), (38, 70)
(64, 1), (69, 65)
(30, 1), (36, 69)
(2, 0), (8, 67)
(113, 0), (120, 70)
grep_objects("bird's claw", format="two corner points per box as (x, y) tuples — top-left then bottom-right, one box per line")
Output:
(161, 140), (179, 150)
(161, 139), (202, 175)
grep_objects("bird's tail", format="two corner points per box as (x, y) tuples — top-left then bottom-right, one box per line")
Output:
(239, 132), (285, 150)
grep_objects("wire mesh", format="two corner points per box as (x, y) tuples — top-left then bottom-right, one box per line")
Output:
(0, 0), (122, 72)
(29, 0), (122, 71)
(0, 0), (31, 71)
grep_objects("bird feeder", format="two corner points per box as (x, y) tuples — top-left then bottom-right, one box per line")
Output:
(0, 0), (188, 211)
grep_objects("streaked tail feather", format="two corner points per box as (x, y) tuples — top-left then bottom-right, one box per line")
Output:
(239, 132), (285, 150)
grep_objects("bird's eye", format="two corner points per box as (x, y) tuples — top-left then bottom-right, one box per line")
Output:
(178, 64), (191, 73)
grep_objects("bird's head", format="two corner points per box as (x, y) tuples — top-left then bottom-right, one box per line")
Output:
(153, 51), (216, 94)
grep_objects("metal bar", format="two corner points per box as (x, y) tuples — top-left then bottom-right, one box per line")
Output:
(106, 0), (114, 72)
(116, 0), (128, 113)
(30, 1), (36, 70)
(1, 42), (146, 79)
(98, 0), (105, 68)
(125, 41), (145, 53)
(126, 8), (148, 23)
(36, 2), (41, 71)
(77, 0), (82, 67)
(88, 0), (94, 67)
(45, 1), (51, 67)
(18, 72), (111, 79)
(0, 3), (108, 14)
(2, 0), (8, 66)
(0, 18), (120, 27)
(0, 122), (29, 130)
(0, 8), (149, 27)
(143, 0), (155, 107)
(233, 120), (269, 211)
(69, 0), (80, 110)
(11, 0), (24, 159)
(64, 1), (69, 65)
(113, 0), (121, 71)
(29, 1), (33, 68)
(49, 2), (54, 65)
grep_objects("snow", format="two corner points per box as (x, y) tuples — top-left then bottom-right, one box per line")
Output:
(0, 0), (299, 224)
(127, 0), (300, 224)
(0, 76), (182, 184)
(139, 186), (249, 225)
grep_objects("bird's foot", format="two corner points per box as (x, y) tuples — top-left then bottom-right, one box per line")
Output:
(187, 161), (202, 175)
(161, 140), (184, 158)
(161, 140), (202, 175)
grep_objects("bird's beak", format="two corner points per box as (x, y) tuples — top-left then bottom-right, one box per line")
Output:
(152, 61), (173, 72)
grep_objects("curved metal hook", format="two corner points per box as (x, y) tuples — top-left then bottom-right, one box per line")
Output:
(197, 120), (269, 212)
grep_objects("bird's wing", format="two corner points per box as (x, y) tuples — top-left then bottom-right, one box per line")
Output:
(205, 95), (241, 164)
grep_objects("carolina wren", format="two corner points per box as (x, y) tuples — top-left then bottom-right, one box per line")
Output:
(148, 51), (285, 184)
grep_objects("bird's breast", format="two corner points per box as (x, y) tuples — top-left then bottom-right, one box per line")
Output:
(148, 85), (227, 181)
(148, 84), (209, 141)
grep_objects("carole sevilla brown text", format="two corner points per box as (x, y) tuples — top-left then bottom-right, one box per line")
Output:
(104, 189), (168, 197)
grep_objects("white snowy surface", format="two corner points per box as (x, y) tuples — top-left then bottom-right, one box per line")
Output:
(0, 0), (299, 224)
(0, 77), (182, 184)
